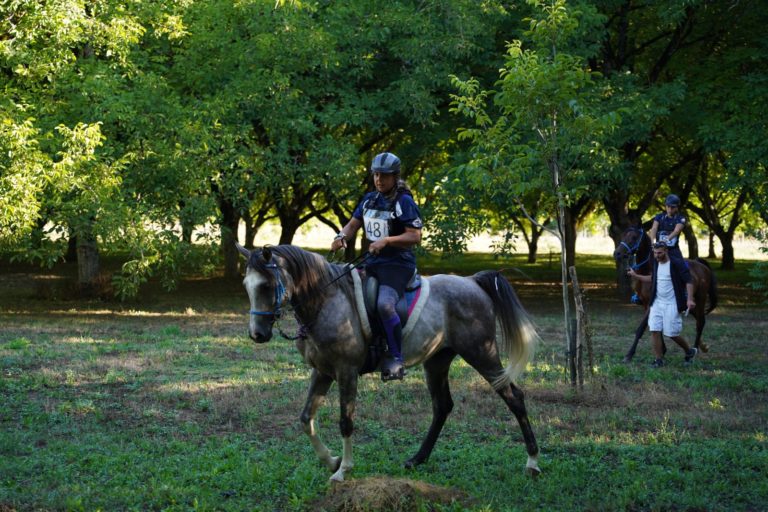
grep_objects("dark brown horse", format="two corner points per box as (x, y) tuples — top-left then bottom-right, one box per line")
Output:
(613, 227), (717, 363)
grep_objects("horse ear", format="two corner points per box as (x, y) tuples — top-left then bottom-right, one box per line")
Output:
(262, 246), (272, 262)
(235, 242), (250, 261)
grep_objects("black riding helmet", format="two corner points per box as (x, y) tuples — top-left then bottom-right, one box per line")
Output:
(665, 194), (681, 207)
(371, 152), (401, 174)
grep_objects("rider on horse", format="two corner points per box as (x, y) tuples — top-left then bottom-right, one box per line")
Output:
(330, 152), (423, 381)
(648, 194), (687, 262)
(630, 193), (688, 305)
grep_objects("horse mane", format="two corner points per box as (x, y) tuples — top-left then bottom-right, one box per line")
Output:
(249, 245), (353, 321)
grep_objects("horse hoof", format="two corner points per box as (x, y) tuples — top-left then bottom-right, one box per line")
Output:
(525, 465), (541, 478)
(525, 455), (541, 478)
(329, 472), (344, 483)
(328, 456), (342, 472)
(404, 457), (422, 469)
(700, 343), (709, 353)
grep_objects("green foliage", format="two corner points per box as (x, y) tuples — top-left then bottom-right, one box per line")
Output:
(450, 0), (619, 237)
(0, 115), (49, 245)
(111, 226), (219, 300)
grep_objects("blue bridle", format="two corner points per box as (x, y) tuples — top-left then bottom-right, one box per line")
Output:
(619, 229), (650, 270)
(249, 263), (286, 320)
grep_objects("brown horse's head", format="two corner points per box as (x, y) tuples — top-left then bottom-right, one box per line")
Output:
(613, 227), (646, 262)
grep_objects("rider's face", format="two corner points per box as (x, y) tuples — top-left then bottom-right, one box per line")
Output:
(373, 172), (397, 193)
(665, 204), (679, 216)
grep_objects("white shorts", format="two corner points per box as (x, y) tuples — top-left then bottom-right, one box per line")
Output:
(649, 302), (683, 337)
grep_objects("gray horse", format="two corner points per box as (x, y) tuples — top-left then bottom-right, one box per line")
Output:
(237, 243), (541, 481)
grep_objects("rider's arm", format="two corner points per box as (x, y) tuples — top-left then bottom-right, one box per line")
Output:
(667, 222), (685, 242)
(376, 226), (421, 250)
(331, 218), (363, 251)
(647, 219), (659, 242)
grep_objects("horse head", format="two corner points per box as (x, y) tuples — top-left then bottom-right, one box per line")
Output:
(613, 227), (645, 262)
(237, 243), (286, 343)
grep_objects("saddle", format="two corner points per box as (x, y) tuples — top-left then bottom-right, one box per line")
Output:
(357, 270), (423, 375)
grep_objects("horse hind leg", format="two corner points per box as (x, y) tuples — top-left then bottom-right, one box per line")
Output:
(694, 310), (709, 353)
(460, 345), (540, 476)
(497, 382), (541, 476)
(299, 369), (341, 473)
(405, 348), (457, 469)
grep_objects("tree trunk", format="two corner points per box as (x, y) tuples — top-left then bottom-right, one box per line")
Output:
(178, 201), (194, 244)
(719, 231), (736, 270)
(66, 230), (78, 263)
(218, 198), (241, 279)
(708, 231), (716, 259)
(563, 208), (578, 269)
(242, 209), (257, 249)
(682, 222), (699, 259)
(278, 216), (298, 245)
(527, 232), (539, 264)
(76, 227), (100, 297)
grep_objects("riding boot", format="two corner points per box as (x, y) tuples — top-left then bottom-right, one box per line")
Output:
(380, 314), (405, 381)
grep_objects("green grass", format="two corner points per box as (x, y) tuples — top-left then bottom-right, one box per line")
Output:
(1, 254), (767, 511)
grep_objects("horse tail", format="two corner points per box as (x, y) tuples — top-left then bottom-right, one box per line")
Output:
(472, 270), (539, 389)
(696, 258), (718, 314)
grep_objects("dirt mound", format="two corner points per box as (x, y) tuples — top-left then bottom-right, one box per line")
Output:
(311, 477), (472, 512)
(310, 476), (474, 511)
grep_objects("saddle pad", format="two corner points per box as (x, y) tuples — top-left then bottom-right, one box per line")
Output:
(351, 270), (430, 342)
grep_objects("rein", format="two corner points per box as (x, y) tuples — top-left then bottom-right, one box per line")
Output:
(620, 229), (651, 271)
(323, 251), (371, 288)
(249, 251), (371, 341)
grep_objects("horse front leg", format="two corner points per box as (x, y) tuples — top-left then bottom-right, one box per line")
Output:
(300, 369), (341, 473)
(330, 369), (358, 482)
(406, 348), (457, 469)
(623, 311), (649, 363)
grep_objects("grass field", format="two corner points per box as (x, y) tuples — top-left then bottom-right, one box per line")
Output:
(1, 252), (767, 511)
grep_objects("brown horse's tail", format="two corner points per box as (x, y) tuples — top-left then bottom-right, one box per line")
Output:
(473, 270), (539, 389)
(696, 258), (718, 314)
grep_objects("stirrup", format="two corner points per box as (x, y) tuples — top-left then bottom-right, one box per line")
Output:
(381, 356), (405, 382)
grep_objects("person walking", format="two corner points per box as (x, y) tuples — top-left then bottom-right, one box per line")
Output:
(628, 242), (698, 367)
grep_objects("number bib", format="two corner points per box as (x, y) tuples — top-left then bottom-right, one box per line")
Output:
(659, 231), (678, 246)
(363, 208), (392, 241)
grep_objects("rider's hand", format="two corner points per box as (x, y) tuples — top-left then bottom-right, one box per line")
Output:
(369, 238), (387, 255)
(687, 299), (696, 312)
(331, 236), (346, 252)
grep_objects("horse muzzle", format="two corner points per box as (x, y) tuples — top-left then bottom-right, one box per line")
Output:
(249, 327), (273, 343)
